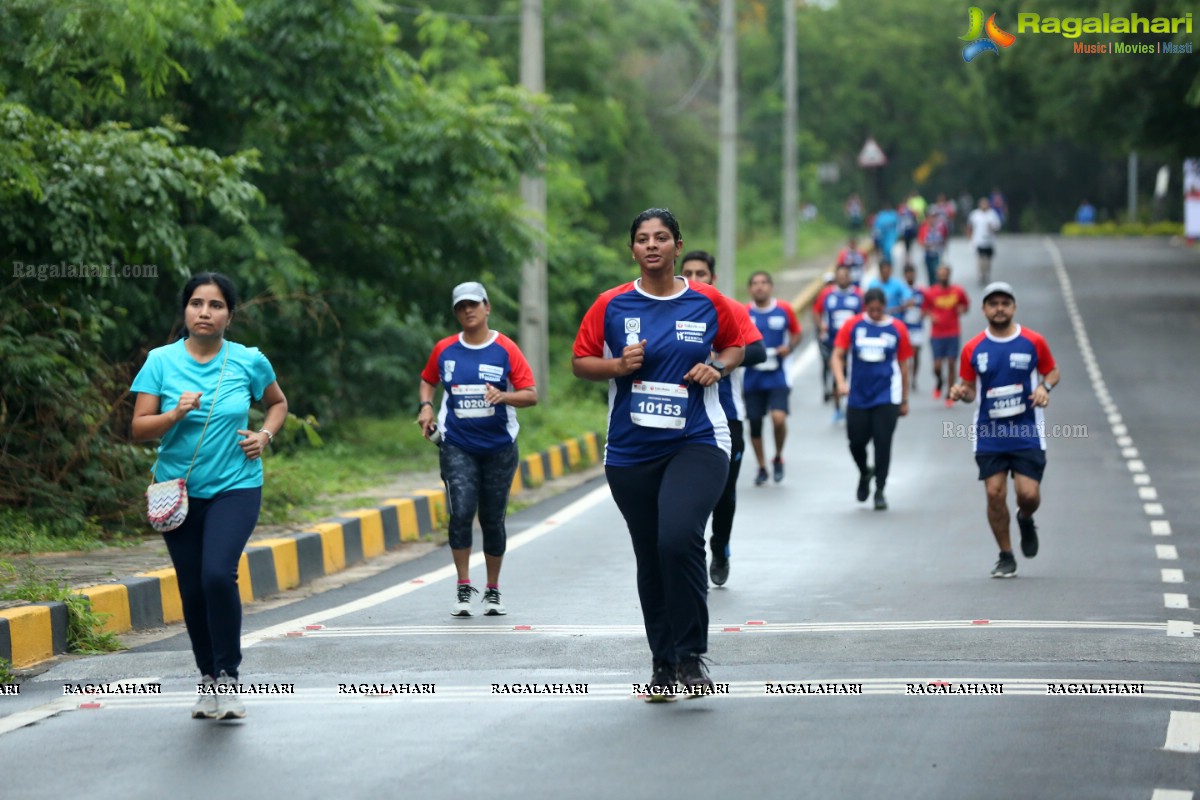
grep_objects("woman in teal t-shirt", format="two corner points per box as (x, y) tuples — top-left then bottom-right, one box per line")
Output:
(131, 272), (288, 721)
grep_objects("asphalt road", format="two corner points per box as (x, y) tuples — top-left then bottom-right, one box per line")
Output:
(2, 235), (1197, 799)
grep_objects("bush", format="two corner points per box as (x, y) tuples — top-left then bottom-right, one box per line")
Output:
(1060, 221), (1184, 237)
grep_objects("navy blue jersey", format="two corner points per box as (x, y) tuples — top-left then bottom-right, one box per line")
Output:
(959, 326), (1056, 453)
(574, 278), (743, 466)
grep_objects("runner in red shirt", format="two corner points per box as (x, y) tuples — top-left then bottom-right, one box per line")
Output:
(922, 264), (970, 407)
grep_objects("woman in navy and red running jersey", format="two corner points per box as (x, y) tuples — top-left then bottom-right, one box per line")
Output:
(418, 282), (537, 618)
(830, 287), (912, 511)
(573, 209), (744, 701)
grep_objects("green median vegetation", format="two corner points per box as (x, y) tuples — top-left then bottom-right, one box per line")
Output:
(1061, 221), (1184, 237)
(0, 542), (125, 655)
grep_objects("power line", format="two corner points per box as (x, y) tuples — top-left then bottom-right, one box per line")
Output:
(665, 25), (723, 115)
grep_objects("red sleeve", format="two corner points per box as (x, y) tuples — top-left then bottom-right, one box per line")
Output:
(959, 332), (986, 382)
(782, 303), (801, 335)
(572, 285), (626, 358)
(813, 285), (831, 315)
(730, 297), (763, 345)
(420, 336), (457, 385)
(1024, 329), (1057, 375)
(853, 286), (863, 298)
(692, 282), (743, 351)
(497, 335), (536, 389)
(894, 321), (913, 361)
(833, 313), (861, 350)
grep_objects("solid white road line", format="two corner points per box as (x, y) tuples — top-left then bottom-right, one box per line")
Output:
(1164, 710), (1200, 753)
(0, 698), (73, 737)
(241, 484), (613, 647)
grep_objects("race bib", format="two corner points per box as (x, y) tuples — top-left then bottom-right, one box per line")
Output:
(986, 383), (1026, 419)
(630, 381), (688, 430)
(451, 384), (495, 418)
(831, 310), (854, 331)
(858, 346), (886, 363)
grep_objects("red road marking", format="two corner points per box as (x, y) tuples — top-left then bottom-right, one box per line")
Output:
(411, 579), (425, 584)
(723, 627), (742, 632)
(78, 702), (102, 709)
(513, 625), (533, 631)
(304, 624), (324, 630)
(972, 620), (990, 625)
(286, 631), (303, 637)
(746, 620), (766, 625)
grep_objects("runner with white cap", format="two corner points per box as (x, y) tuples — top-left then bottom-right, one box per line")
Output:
(949, 282), (1061, 578)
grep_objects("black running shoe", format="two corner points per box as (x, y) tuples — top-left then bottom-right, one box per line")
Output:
(990, 552), (1017, 579)
(709, 557), (730, 587)
(645, 660), (678, 703)
(873, 489), (887, 511)
(754, 467), (769, 486)
(773, 457), (784, 483)
(1017, 513), (1039, 558)
(677, 654), (715, 698)
(856, 466), (875, 502)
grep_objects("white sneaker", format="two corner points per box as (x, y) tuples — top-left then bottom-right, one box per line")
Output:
(482, 587), (507, 616)
(451, 584), (479, 617)
(215, 671), (246, 719)
(191, 675), (218, 719)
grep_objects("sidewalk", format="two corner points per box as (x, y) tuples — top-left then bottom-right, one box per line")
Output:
(0, 432), (603, 670)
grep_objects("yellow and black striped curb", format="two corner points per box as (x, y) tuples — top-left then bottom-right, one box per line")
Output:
(0, 431), (603, 669)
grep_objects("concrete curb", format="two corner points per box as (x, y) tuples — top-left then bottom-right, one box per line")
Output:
(0, 431), (604, 669)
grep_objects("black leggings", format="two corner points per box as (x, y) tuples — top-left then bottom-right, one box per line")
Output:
(846, 404), (900, 488)
(605, 445), (729, 663)
(440, 441), (519, 556)
(710, 420), (744, 559)
(163, 487), (261, 679)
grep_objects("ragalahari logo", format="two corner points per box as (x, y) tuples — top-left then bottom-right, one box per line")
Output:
(961, 7), (1016, 62)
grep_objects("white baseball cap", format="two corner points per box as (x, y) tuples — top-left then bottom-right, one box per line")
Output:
(451, 281), (488, 309)
(982, 281), (1016, 302)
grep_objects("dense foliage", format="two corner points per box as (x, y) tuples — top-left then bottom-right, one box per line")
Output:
(1, 0), (1192, 542)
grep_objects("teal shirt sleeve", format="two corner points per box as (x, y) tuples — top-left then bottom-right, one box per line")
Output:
(130, 349), (164, 397)
(246, 348), (276, 401)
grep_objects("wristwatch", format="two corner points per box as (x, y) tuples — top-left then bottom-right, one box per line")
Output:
(418, 400), (433, 413)
(707, 359), (727, 378)
(1040, 382), (1054, 393)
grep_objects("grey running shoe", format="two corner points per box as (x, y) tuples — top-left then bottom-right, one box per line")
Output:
(192, 675), (218, 719)
(1017, 513), (1039, 558)
(773, 457), (785, 483)
(677, 654), (716, 699)
(451, 583), (479, 617)
(645, 660), (678, 703)
(215, 671), (245, 719)
(857, 466), (875, 502)
(754, 467), (769, 486)
(990, 552), (1017, 579)
(874, 489), (888, 511)
(709, 557), (730, 587)
(481, 587), (507, 616)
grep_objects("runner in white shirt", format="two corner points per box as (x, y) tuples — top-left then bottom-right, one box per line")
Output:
(966, 197), (1002, 286)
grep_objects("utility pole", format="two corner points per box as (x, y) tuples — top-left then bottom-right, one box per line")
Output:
(781, 0), (798, 262)
(717, 0), (737, 297)
(519, 0), (549, 401)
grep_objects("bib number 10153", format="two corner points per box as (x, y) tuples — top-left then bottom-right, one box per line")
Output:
(630, 381), (688, 430)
